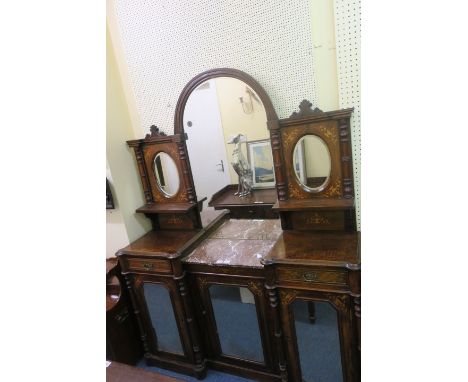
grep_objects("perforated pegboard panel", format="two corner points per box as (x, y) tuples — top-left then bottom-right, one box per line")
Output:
(334, 0), (361, 230)
(109, 0), (318, 136)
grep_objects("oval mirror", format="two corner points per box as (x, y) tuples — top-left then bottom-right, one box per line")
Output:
(293, 135), (331, 192)
(154, 152), (180, 197)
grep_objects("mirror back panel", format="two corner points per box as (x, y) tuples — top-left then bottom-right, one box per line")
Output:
(271, 100), (356, 231)
(127, 132), (202, 230)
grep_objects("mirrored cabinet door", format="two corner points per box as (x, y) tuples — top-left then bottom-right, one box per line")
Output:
(292, 300), (344, 382)
(209, 285), (264, 363)
(143, 283), (184, 354)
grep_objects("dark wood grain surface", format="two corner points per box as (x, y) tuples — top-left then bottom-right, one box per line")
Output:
(136, 203), (198, 214)
(107, 361), (184, 382)
(209, 185), (277, 208)
(264, 231), (360, 268)
(118, 230), (201, 258)
(273, 198), (354, 211)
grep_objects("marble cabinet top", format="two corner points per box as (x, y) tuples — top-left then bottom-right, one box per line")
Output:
(184, 219), (282, 268)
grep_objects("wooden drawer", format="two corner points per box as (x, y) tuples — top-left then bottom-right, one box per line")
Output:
(276, 266), (348, 288)
(289, 211), (346, 231)
(126, 258), (172, 274)
(228, 205), (277, 219)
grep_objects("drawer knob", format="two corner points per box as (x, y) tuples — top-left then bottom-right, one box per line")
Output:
(303, 272), (318, 282)
(143, 263), (154, 270)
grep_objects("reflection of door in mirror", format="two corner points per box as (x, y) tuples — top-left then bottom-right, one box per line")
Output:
(183, 77), (271, 206)
(184, 80), (231, 208)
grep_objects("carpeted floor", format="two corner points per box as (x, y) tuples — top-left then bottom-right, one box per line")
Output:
(140, 284), (342, 381)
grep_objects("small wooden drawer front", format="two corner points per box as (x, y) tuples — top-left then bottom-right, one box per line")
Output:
(127, 258), (172, 274)
(289, 211), (345, 231)
(228, 205), (278, 219)
(277, 266), (348, 288)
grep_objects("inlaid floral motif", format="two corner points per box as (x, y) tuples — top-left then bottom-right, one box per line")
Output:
(247, 281), (264, 297)
(322, 180), (342, 197)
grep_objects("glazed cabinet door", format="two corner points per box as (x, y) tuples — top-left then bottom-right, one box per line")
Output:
(129, 275), (191, 362)
(279, 290), (359, 382)
(191, 275), (279, 379)
(142, 282), (184, 354)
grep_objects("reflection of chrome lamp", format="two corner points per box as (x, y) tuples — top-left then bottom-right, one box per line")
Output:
(239, 87), (260, 114)
(227, 134), (252, 197)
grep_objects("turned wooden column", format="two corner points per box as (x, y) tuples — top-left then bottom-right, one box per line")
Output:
(172, 261), (206, 379)
(175, 134), (197, 204)
(265, 283), (288, 382)
(268, 119), (287, 201)
(349, 268), (361, 354)
(127, 142), (153, 204)
(123, 273), (153, 355)
(263, 262), (288, 381)
(338, 117), (354, 199)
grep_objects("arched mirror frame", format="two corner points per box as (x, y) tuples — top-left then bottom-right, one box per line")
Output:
(173, 68), (285, 200)
(173, 68), (278, 134)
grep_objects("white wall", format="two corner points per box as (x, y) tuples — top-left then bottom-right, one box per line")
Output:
(334, 0), (361, 229)
(107, 0), (319, 136)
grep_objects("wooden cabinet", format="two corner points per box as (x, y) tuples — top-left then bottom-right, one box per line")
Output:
(209, 185), (278, 219)
(117, 229), (210, 379)
(106, 259), (143, 365)
(116, 69), (360, 381)
(263, 231), (360, 382)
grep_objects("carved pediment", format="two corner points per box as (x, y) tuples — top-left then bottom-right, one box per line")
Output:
(290, 99), (323, 118)
(145, 125), (167, 139)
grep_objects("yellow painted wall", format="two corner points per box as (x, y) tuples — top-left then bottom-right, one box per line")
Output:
(214, 77), (269, 183)
(309, 0), (339, 111)
(106, 161), (130, 258)
(303, 137), (330, 177)
(107, 24), (151, 246)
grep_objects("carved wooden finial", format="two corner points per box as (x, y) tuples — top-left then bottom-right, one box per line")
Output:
(290, 99), (323, 118)
(145, 125), (167, 139)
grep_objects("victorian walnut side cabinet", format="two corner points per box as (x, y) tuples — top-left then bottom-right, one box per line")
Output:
(115, 68), (360, 382)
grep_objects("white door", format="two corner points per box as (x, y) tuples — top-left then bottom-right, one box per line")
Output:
(183, 80), (231, 208)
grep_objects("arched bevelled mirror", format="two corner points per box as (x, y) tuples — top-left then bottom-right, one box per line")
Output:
(183, 78), (273, 205)
(154, 152), (180, 197)
(174, 69), (279, 217)
(293, 134), (331, 192)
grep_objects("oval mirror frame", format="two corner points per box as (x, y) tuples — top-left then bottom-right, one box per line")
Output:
(153, 152), (180, 198)
(293, 134), (331, 193)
